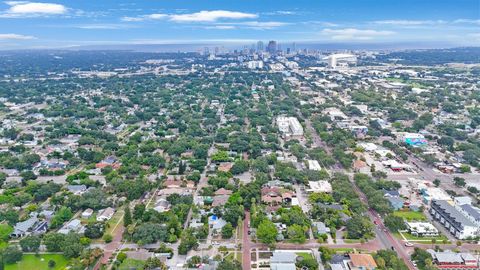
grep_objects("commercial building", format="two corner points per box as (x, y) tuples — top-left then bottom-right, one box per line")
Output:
(428, 250), (479, 270)
(402, 133), (427, 147)
(405, 221), (439, 237)
(276, 116), (304, 139)
(246, 60), (264, 69)
(306, 180), (332, 193)
(266, 40), (277, 54)
(430, 200), (480, 239)
(307, 160), (322, 171)
(324, 53), (357, 68)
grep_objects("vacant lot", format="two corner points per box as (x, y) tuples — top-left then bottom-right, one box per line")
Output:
(393, 211), (427, 221)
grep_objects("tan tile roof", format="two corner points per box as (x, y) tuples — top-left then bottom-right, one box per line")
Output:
(349, 254), (377, 269)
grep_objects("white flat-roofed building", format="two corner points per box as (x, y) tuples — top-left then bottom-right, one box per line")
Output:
(307, 160), (322, 171)
(323, 53), (357, 68)
(276, 116), (304, 139)
(307, 180), (332, 193)
(406, 221), (439, 237)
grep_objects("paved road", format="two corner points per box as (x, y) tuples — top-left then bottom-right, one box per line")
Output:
(350, 178), (416, 270)
(242, 211), (251, 270)
(307, 117), (417, 270)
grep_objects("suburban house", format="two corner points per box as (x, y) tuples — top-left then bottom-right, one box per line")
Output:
(270, 251), (298, 270)
(97, 207), (115, 222)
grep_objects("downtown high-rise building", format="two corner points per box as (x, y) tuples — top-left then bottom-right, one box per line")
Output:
(266, 40), (277, 54)
(257, 41), (264, 52)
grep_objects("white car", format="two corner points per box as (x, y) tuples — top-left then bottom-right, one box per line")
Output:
(405, 242), (414, 247)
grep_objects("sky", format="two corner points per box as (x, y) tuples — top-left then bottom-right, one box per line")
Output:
(0, 0), (479, 50)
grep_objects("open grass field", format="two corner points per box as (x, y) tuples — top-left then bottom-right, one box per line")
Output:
(393, 211), (427, 221)
(5, 254), (69, 270)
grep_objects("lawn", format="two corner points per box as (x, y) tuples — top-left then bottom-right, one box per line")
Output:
(105, 208), (124, 236)
(5, 254), (69, 270)
(394, 232), (450, 243)
(343, 239), (362, 243)
(393, 211), (427, 221)
(296, 252), (314, 260)
(118, 258), (144, 270)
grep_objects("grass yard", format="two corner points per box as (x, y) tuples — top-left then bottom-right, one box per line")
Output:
(332, 248), (370, 253)
(296, 252), (314, 260)
(118, 258), (144, 270)
(393, 211), (427, 221)
(105, 208), (124, 236)
(343, 239), (362, 243)
(5, 254), (69, 270)
(394, 231), (450, 243)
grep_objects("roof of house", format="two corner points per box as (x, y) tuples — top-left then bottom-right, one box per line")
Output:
(99, 207), (115, 217)
(214, 188), (232, 196)
(67, 185), (87, 192)
(212, 195), (230, 207)
(13, 216), (38, 234)
(383, 190), (400, 197)
(349, 254), (378, 269)
(387, 196), (405, 209)
(271, 252), (298, 263)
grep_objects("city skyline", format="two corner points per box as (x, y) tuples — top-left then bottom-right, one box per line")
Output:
(0, 0), (479, 50)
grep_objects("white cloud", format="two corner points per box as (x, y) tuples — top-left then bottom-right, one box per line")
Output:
(235, 21), (289, 29)
(75, 24), (133, 30)
(169, 10), (257, 22)
(0, 33), (35, 40)
(468, 33), (480, 41)
(121, 13), (167, 22)
(204, 25), (236, 30)
(122, 10), (258, 23)
(373, 20), (446, 26)
(322, 28), (394, 41)
(454, 19), (480, 25)
(4, 1), (66, 15)
(206, 21), (288, 30)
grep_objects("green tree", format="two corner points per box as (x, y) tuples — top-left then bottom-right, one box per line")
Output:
(84, 222), (104, 239)
(221, 223), (234, 239)
(287, 224), (306, 243)
(319, 246), (335, 263)
(453, 177), (466, 187)
(43, 233), (65, 252)
(124, 202), (132, 226)
(384, 215), (407, 232)
(48, 260), (56, 268)
(217, 259), (242, 270)
(19, 235), (41, 252)
(61, 233), (84, 258)
(3, 246), (22, 264)
(143, 257), (167, 270)
(346, 216), (374, 239)
(257, 219), (278, 245)
(133, 203), (146, 220)
(0, 224), (13, 242)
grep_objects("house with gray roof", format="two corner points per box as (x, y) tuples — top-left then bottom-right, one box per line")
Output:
(11, 216), (39, 238)
(270, 251), (298, 270)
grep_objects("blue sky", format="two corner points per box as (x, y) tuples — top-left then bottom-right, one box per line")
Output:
(0, 0), (479, 49)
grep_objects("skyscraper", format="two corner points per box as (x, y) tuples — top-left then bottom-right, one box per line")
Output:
(257, 41), (264, 52)
(266, 40), (277, 54)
